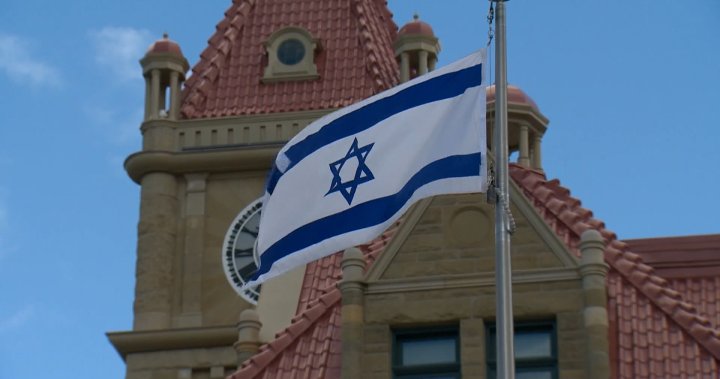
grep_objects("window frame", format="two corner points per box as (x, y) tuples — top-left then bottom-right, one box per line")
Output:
(392, 325), (461, 379)
(486, 320), (558, 379)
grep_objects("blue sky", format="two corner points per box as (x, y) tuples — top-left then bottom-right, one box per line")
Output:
(0, 1), (718, 378)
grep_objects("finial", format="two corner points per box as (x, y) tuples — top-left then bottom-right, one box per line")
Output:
(162, 32), (169, 39)
(413, 12), (419, 21)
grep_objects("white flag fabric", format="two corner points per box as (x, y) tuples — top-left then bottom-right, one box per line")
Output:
(244, 49), (488, 288)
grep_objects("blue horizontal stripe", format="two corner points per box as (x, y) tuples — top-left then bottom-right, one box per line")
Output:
(266, 164), (282, 195)
(253, 152), (482, 280)
(266, 63), (483, 195)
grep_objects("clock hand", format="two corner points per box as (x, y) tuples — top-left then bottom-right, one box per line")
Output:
(234, 247), (253, 258)
(241, 226), (259, 238)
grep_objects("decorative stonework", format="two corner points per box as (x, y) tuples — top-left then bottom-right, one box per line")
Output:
(262, 27), (319, 83)
(448, 206), (491, 248)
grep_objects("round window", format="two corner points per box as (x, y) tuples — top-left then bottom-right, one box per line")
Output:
(277, 39), (306, 66)
(222, 199), (263, 304)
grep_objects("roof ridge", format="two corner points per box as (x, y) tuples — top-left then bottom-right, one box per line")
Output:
(509, 163), (720, 359)
(236, 219), (403, 378)
(351, 0), (398, 92)
(604, 240), (720, 356)
(181, 0), (255, 117)
(232, 288), (342, 378)
(180, 0), (399, 119)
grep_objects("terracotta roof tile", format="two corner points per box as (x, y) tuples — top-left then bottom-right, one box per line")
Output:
(666, 278), (720, 328)
(231, 289), (342, 379)
(181, 0), (398, 119)
(234, 162), (720, 378)
(625, 235), (720, 330)
(609, 271), (719, 378)
(510, 164), (720, 377)
(232, 221), (400, 379)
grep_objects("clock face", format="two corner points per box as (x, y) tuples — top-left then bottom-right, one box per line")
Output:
(222, 199), (262, 304)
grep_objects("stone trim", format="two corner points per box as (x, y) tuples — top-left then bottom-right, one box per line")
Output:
(125, 147), (281, 184)
(365, 198), (433, 282)
(486, 102), (549, 133)
(140, 109), (333, 152)
(107, 325), (237, 359)
(365, 268), (580, 295)
(509, 180), (579, 268)
(393, 34), (440, 57)
(176, 173), (209, 328)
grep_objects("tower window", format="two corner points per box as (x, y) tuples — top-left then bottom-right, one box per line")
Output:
(392, 326), (460, 379)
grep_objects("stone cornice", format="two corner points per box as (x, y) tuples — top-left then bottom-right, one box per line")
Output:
(178, 108), (334, 128)
(107, 325), (237, 360)
(124, 145), (282, 183)
(365, 268), (580, 295)
(486, 102), (549, 133)
(128, 109), (335, 178)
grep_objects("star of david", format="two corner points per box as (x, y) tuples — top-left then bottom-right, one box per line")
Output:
(326, 138), (375, 205)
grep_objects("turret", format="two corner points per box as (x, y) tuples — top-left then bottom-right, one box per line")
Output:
(486, 84), (549, 170)
(394, 15), (441, 82)
(140, 33), (189, 121)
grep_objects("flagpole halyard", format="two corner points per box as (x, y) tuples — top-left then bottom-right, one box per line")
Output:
(492, 1), (515, 378)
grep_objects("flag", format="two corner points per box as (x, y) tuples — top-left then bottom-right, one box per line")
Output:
(244, 49), (488, 288)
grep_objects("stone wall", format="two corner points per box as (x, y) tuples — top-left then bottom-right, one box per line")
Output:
(359, 191), (593, 378)
(381, 194), (565, 281)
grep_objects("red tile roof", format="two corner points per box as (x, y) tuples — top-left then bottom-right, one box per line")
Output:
(625, 235), (720, 279)
(608, 272), (719, 378)
(231, 222), (400, 379)
(296, 226), (395, 314)
(486, 84), (540, 113)
(233, 165), (720, 379)
(510, 164), (720, 378)
(234, 289), (342, 379)
(662, 278), (720, 330)
(180, 0), (399, 119)
(147, 33), (184, 56)
(625, 235), (720, 329)
(398, 16), (435, 37)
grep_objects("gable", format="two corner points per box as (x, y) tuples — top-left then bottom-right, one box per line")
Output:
(367, 182), (579, 285)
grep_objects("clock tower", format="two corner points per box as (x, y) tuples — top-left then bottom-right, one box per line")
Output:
(108, 1), (401, 378)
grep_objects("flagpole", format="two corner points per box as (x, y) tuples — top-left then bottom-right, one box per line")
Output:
(493, 1), (515, 378)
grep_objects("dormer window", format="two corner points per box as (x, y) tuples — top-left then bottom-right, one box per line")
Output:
(262, 27), (319, 82)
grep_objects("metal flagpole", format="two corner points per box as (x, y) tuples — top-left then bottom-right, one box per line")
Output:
(493, 1), (515, 378)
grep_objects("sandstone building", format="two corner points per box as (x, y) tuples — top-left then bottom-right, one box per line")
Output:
(107, 0), (720, 378)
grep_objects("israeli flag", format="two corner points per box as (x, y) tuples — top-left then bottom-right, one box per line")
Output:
(245, 49), (488, 288)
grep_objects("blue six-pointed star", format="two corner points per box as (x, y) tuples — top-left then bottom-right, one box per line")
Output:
(326, 138), (375, 205)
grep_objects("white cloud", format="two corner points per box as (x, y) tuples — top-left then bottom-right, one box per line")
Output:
(90, 26), (153, 82)
(0, 34), (61, 87)
(0, 305), (35, 334)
